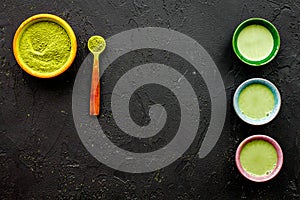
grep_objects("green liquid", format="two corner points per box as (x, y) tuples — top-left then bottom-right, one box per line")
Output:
(237, 24), (274, 61)
(238, 83), (275, 119)
(19, 21), (71, 73)
(240, 140), (277, 176)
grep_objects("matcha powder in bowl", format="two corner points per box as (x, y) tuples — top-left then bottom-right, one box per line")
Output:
(13, 14), (77, 78)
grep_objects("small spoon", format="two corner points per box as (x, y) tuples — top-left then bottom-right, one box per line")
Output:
(88, 35), (106, 115)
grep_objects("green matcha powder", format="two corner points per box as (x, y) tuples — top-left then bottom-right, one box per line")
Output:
(19, 21), (71, 73)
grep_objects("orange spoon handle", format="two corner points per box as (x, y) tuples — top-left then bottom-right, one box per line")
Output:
(90, 56), (100, 115)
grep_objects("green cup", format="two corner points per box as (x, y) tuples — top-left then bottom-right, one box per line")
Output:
(232, 18), (280, 66)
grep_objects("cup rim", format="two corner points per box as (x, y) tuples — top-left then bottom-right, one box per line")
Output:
(232, 18), (280, 66)
(235, 135), (283, 182)
(233, 78), (281, 125)
(13, 13), (77, 78)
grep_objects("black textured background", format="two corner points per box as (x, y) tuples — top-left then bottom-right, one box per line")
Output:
(0, 0), (300, 199)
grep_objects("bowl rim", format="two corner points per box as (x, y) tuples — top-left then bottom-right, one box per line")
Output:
(13, 13), (77, 78)
(232, 18), (280, 66)
(233, 78), (281, 125)
(235, 135), (283, 182)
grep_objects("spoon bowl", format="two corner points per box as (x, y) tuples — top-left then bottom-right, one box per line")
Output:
(88, 36), (106, 54)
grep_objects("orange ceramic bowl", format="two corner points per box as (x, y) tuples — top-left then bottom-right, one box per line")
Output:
(13, 14), (77, 78)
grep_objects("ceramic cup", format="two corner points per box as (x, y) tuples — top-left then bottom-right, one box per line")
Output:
(236, 135), (283, 182)
(233, 78), (281, 125)
(232, 18), (280, 66)
(13, 13), (77, 78)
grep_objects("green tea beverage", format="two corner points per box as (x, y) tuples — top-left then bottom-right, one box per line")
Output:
(238, 83), (275, 119)
(237, 24), (274, 61)
(240, 140), (278, 176)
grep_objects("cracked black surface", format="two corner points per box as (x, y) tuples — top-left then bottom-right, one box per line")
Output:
(0, 0), (299, 199)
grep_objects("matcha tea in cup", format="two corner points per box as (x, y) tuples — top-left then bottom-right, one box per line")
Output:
(236, 135), (283, 182)
(233, 78), (281, 125)
(232, 18), (280, 66)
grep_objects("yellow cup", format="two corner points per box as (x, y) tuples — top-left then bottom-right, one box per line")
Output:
(13, 13), (77, 78)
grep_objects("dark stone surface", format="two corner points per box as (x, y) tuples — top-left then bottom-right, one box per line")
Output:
(0, 0), (299, 199)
